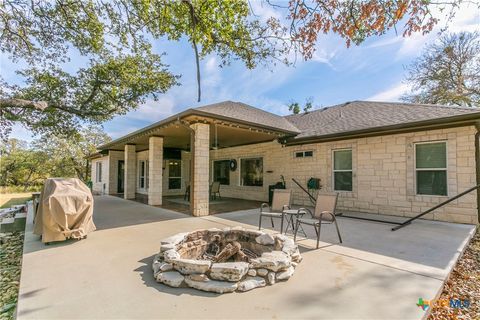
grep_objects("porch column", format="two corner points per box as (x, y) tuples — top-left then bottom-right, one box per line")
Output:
(148, 136), (163, 205)
(124, 144), (136, 199)
(190, 123), (210, 216)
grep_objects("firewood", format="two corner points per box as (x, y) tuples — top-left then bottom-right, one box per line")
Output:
(234, 250), (249, 262)
(214, 241), (241, 262)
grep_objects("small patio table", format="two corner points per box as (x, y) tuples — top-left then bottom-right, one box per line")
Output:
(282, 209), (307, 237)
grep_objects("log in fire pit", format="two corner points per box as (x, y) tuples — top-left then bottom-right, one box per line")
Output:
(152, 227), (302, 293)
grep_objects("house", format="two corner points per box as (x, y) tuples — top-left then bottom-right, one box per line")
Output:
(91, 100), (480, 224)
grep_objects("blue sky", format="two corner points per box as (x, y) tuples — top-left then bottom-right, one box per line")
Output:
(5, 1), (480, 141)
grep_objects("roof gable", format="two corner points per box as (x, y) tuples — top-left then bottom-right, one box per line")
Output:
(195, 101), (300, 134)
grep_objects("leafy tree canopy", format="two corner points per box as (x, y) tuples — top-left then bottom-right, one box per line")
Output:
(288, 97), (314, 114)
(0, 0), (472, 138)
(402, 31), (480, 107)
(0, 126), (111, 189)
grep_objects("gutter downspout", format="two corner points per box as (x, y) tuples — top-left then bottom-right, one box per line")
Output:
(177, 117), (195, 215)
(475, 122), (480, 224)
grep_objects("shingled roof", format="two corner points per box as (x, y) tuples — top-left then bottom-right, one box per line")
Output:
(285, 101), (480, 141)
(195, 101), (300, 134)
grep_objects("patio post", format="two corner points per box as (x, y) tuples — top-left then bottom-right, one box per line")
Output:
(148, 136), (163, 205)
(124, 144), (136, 199)
(190, 123), (210, 216)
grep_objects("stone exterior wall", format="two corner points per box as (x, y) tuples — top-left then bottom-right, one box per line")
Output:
(148, 136), (164, 205)
(124, 144), (136, 199)
(210, 125), (478, 224)
(91, 156), (109, 194)
(94, 125), (478, 224)
(191, 123), (210, 216)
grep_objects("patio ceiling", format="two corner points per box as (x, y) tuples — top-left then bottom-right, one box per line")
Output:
(102, 113), (289, 152)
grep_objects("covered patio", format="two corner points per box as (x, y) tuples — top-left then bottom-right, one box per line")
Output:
(17, 195), (475, 319)
(127, 194), (264, 215)
(96, 103), (299, 216)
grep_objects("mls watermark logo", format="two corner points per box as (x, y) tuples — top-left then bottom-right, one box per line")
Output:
(417, 297), (470, 311)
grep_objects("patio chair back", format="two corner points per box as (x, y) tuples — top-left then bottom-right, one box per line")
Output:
(271, 189), (292, 212)
(313, 193), (339, 221)
(211, 181), (220, 193)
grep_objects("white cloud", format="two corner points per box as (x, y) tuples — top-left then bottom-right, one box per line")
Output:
(365, 36), (404, 49)
(367, 83), (411, 102)
(311, 48), (337, 65)
(249, 1), (282, 23)
(120, 97), (176, 121)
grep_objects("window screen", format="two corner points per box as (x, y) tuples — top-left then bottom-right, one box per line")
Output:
(415, 142), (447, 196)
(333, 149), (352, 191)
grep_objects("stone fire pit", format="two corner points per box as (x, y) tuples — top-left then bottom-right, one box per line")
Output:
(152, 227), (302, 293)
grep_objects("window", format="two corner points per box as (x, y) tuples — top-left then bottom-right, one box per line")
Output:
(138, 160), (148, 189)
(241, 158), (263, 186)
(168, 160), (182, 189)
(415, 142), (447, 196)
(295, 150), (313, 158)
(333, 149), (353, 191)
(96, 162), (102, 182)
(213, 160), (230, 185)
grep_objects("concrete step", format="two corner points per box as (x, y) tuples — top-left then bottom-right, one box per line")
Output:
(0, 217), (15, 233)
(14, 212), (27, 231)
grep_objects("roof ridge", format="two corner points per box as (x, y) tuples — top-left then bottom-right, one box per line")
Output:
(354, 100), (477, 110)
(284, 100), (478, 118)
(284, 101), (352, 118)
(196, 100), (287, 118)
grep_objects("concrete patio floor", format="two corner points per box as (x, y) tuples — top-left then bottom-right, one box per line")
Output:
(17, 196), (476, 319)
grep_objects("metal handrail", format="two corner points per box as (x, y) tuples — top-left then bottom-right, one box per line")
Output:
(392, 184), (480, 231)
(291, 178), (317, 204)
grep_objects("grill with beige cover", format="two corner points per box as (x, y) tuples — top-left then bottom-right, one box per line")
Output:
(33, 178), (96, 243)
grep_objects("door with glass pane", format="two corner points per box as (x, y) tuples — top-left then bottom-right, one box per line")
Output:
(168, 160), (182, 189)
(117, 160), (124, 193)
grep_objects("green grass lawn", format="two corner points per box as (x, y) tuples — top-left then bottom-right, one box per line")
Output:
(0, 193), (32, 209)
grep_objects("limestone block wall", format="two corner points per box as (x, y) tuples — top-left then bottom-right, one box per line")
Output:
(124, 144), (136, 199)
(209, 141), (287, 201)
(210, 125), (479, 224)
(191, 123), (210, 216)
(91, 156), (109, 194)
(149, 136), (164, 206)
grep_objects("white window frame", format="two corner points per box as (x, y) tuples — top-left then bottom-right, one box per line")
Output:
(294, 150), (314, 158)
(96, 162), (102, 183)
(332, 149), (353, 192)
(168, 160), (182, 190)
(239, 157), (264, 187)
(414, 141), (448, 196)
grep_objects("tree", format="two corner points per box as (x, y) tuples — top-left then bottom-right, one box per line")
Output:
(0, 1), (283, 139)
(288, 97), (314, 114)
(0, 139), (52, 190)
(31, 126), (111, 182)
(0, 127), (111, 190)
(1, 1), (472, 138)
(402, 32), (480, 107)
(283, 0), (468, 58)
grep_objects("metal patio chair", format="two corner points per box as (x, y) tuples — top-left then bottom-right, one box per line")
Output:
(258, 189), (292, 233)
(210, 181), (221, 200)
(294, 193), (342, 248)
